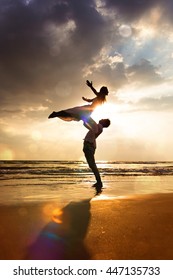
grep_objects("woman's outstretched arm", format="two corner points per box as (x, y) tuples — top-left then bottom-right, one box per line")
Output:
(86, 80), (98, 96)
(82, 97), (95, 103)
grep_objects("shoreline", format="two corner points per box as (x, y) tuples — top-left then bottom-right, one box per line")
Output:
(0, 192), (173, 260)
(1, 175), (173, 205)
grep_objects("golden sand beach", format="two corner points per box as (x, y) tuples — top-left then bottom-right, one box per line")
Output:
(0, 193), (173, 260)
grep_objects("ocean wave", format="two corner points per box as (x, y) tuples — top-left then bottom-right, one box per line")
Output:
(1, 160), (173, 178)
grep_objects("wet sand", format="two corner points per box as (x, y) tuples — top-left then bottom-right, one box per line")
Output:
(0, 193), (173, 260)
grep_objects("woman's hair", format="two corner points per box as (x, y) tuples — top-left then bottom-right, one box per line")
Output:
(98, 86), (109, 103)
(100, 86), (109, 95)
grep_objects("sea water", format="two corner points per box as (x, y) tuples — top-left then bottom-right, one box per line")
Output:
(0, 160), (173, 204)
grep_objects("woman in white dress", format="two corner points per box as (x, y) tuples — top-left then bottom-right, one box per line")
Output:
(48, 80), (109, 124)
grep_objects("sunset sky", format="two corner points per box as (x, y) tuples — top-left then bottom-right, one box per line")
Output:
(0, 0), (173, 161)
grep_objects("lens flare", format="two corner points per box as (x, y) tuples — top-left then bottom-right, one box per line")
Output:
(52, 208), (63, 224)
(119, 25), (132, 37)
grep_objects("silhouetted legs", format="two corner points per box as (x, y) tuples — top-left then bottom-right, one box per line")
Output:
(83, 142), (102, 186)
(48, 111), (72, 119)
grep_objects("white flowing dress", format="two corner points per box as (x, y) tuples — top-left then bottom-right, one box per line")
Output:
(54, 97), (101, 122)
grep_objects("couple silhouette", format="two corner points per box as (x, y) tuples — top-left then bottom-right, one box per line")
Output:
(48, 80), (111, 194)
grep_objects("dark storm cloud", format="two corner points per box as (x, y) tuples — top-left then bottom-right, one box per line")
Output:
(105, 0), (158, 21)
(104, 0), (173, 22)
(69, 1), (106, 51)
(0, 0), (53, 104)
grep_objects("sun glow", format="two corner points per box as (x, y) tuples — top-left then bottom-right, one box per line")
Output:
(91, 102), (117, 122)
